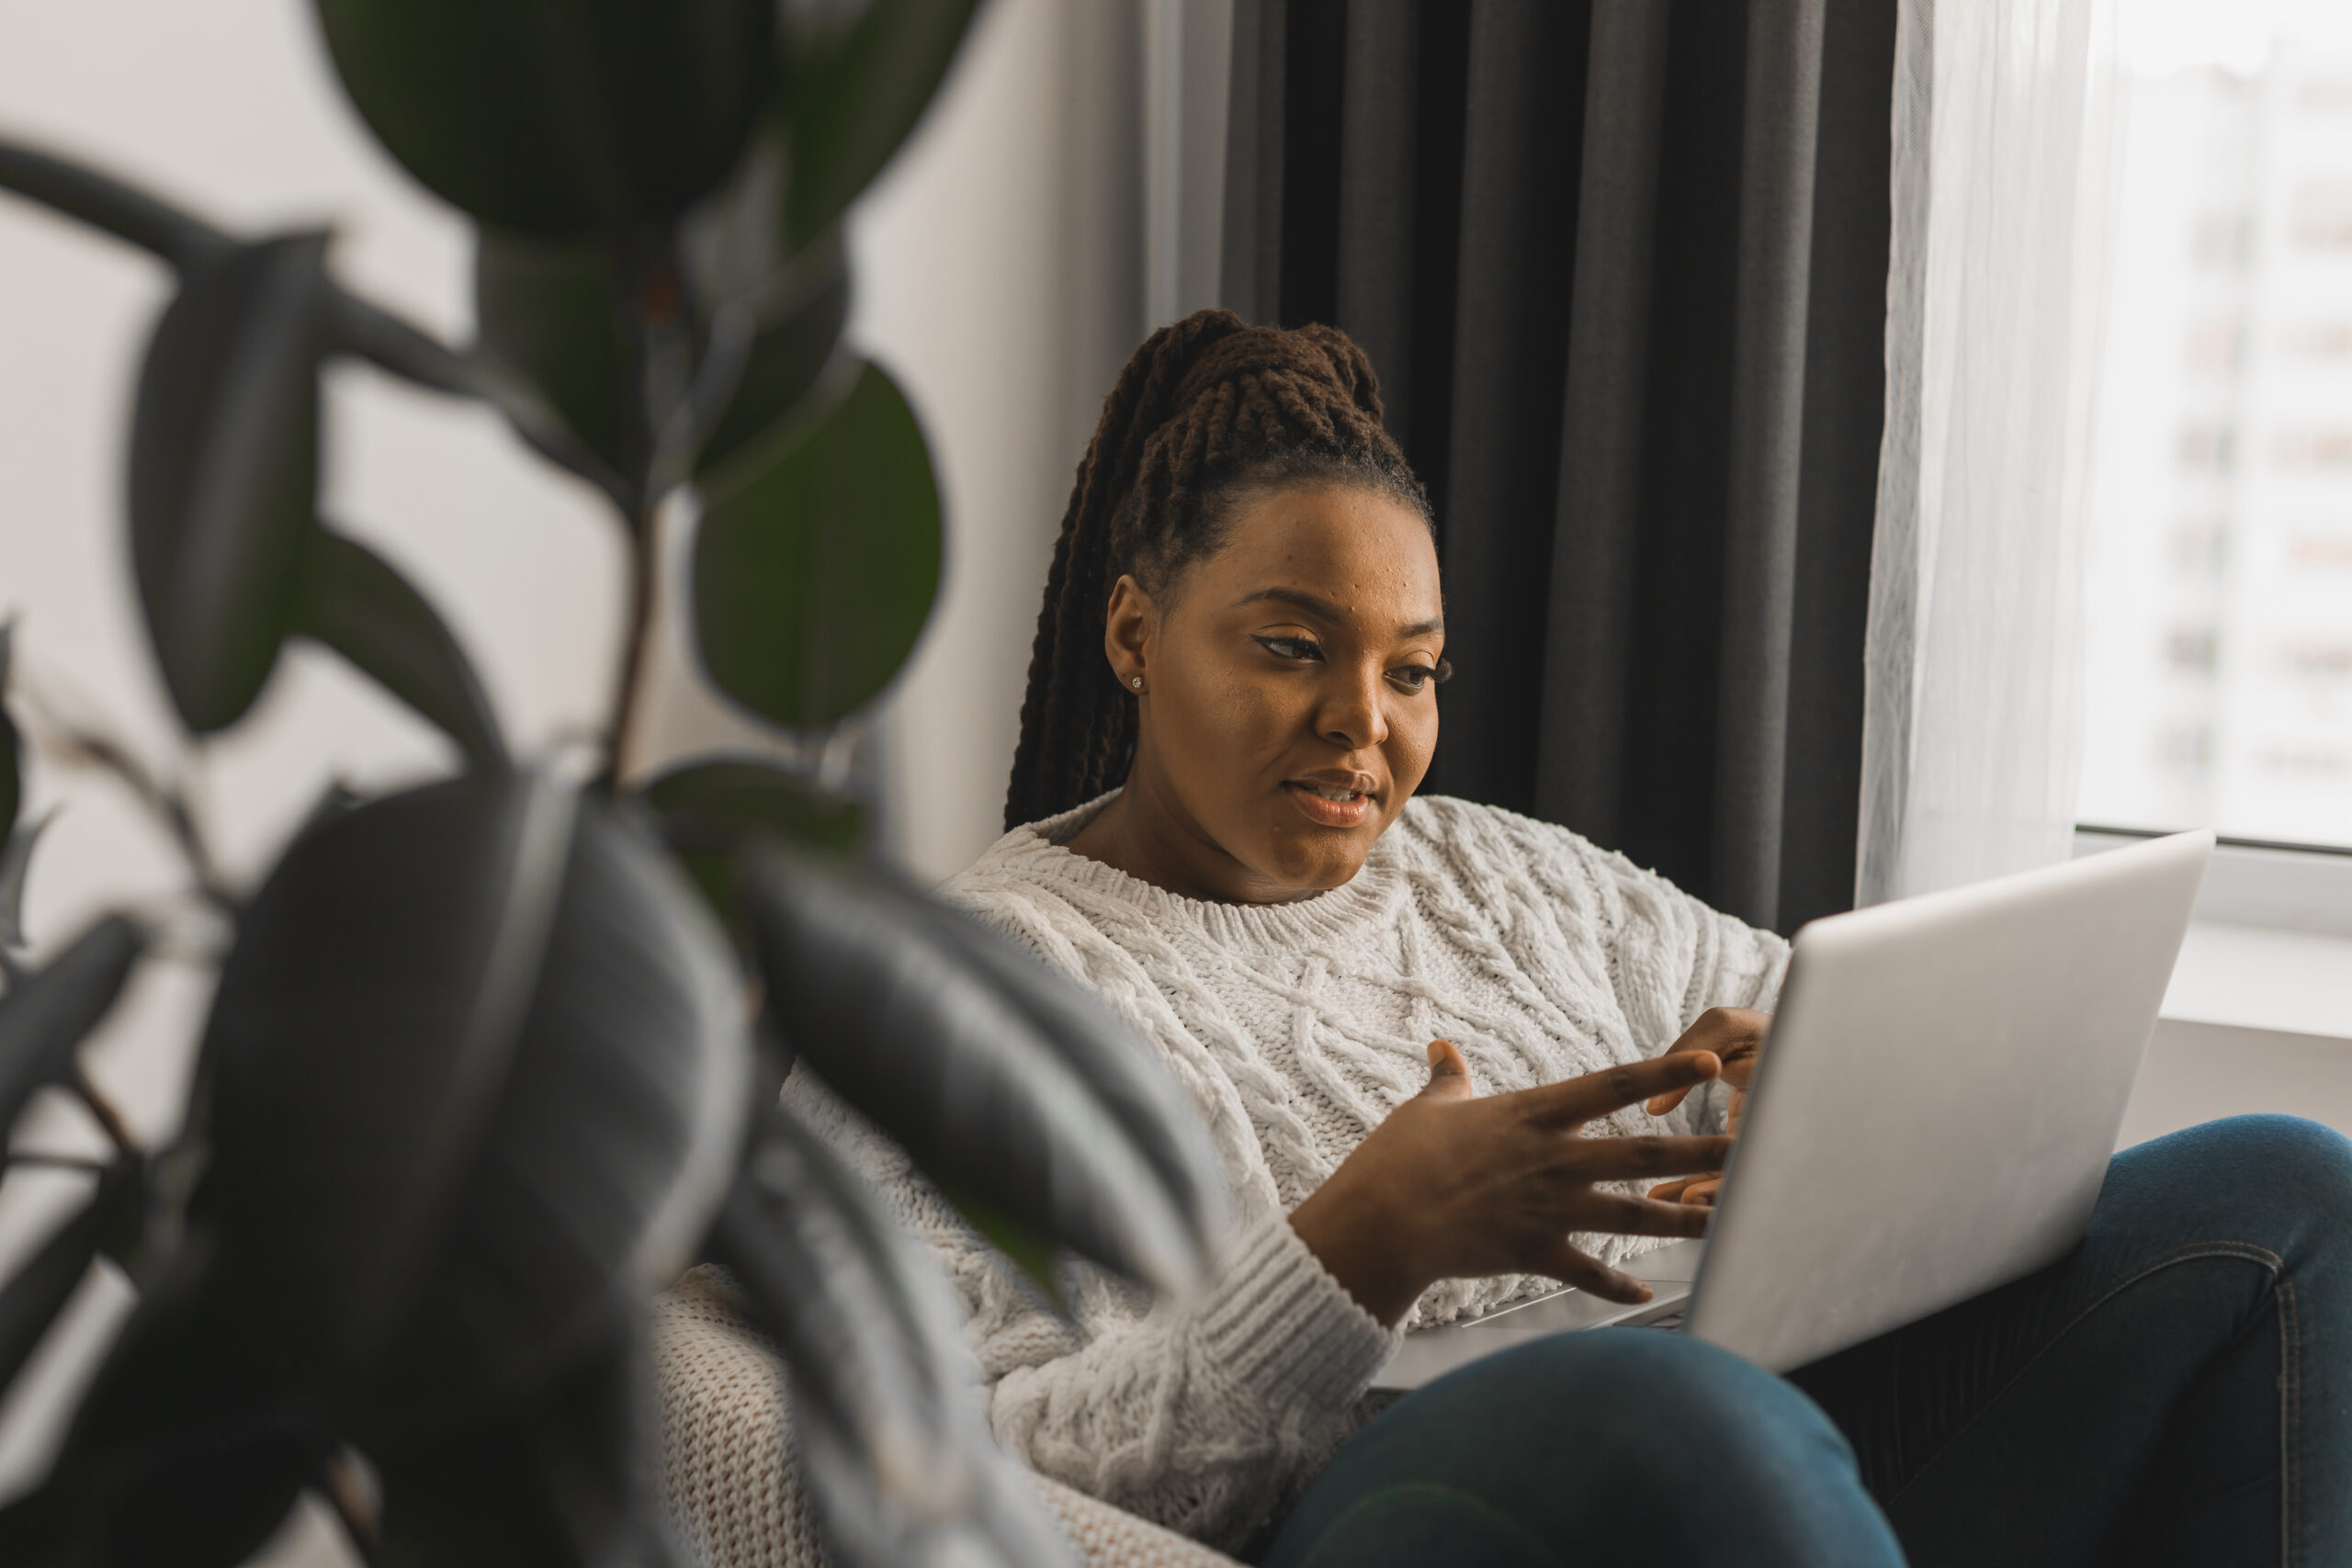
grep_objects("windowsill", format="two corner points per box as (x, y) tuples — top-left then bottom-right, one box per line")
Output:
(2072, 829), (2352, 1043)
(2161, 921), (2352, 1043)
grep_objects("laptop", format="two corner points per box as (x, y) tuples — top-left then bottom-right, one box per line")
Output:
(1376, 829), (2214, 1388)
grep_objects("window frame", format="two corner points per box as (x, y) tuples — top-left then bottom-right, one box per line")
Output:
(2075, 824), (2352, 938)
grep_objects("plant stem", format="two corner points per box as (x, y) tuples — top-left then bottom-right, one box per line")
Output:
(601, 235), (697, 792)
(331, 293), (634, 511)
(603, 502), (664, 790)
(0, 137), (230, 271)
(5, 1150), (111, 1174)
(2, 139), (633, 512)
(22, 695), (237, 914)
(73, 1066), (138, 1156)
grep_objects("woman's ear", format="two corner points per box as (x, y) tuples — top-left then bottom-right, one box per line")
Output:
(1103, 573), (1155, 694)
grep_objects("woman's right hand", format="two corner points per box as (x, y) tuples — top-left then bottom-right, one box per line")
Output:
(1287, 1041), (1732, 1325)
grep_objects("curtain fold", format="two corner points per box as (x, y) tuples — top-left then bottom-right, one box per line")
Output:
(1715, 0), (1828, 923)
(1227, 0), (1895, 933)
(1539, 2), (1671, 860)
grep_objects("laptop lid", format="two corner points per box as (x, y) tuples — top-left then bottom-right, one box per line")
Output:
(1685, 829), (2214, 1372)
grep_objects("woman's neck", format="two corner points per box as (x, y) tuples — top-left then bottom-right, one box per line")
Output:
(1064, 769), (1325, 906)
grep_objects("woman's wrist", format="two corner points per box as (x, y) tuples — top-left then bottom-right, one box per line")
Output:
(1288, 1179), (1427, 1326)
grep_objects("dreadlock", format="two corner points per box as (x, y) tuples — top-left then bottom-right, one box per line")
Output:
(1003, 309), (1431, 830)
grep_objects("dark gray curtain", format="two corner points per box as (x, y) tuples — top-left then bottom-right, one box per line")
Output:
(1222, 0), (1895, 935)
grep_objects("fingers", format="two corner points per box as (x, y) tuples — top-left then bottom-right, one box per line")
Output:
(1645, 1007), (1771, 1114)
(1534, 1053), (1721, 1126)
(1417, 1038), (1476, 1103)
(1537, 1243), (1652, 1305)
(1585, 1192), (1712, 1240)
(1571, 1134), (1734, 1181)
(1647, 1174), (1724, 1207)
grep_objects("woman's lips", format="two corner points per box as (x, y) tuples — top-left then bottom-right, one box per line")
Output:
(1283, 781), (1374, 828)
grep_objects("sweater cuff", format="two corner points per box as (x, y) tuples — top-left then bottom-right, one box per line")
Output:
(1194, 1212), (1400, 1415)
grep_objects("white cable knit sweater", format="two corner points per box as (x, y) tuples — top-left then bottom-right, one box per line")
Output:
(779, 792), (1788, 1556)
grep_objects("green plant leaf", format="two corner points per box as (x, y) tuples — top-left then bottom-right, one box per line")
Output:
(472, 229), (635, 479)
(0, 916), (144, 1147)
(896, 887), (1225, 1245)
(778, 0), (984, 249)
(0, 1160), (146, 1408)
(693, 360), (941, 729)
(695, 243), (854, 478)
(0, 815), (51, 952)
(195, 773), (747, 1436)
(0, 1433), (319, 1568)
(673, 142), (854, 476)
(0, 1170), (112, 1406)
(743, 848), (1207, 1296)
(130, 232), (331, 735)
(329, 289), (635, 510)
(642, 757), (863, 928)
(641, 758), (864, 851)
(0, 622), (17, 846)
(314, 0), (775, 235)
(0, 1251), (327, 1568)
(292, 529), (507, 770)
(370, 1342), (659, 1568)
(933, 1181), (1062, 1305)
(708, 1103), (1075, 1568)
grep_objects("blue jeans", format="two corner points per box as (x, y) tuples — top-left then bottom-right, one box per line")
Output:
(1259, 1116), (2352, 1567)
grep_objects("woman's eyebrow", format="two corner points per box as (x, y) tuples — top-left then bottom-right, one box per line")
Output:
(1230, 586), (1444, 638)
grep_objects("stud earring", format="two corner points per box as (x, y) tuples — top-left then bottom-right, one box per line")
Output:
(1130, 676), (1144, 690)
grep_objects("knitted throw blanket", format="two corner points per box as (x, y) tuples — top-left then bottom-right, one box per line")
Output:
(654, 1266), (1239, 1568)
(780, 793), (1787, 1554)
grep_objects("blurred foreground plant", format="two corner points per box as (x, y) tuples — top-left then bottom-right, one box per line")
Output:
(0, 5), (1222, 1565)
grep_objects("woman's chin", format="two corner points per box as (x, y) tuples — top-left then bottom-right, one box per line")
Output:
(1246, 828), (1374, 900)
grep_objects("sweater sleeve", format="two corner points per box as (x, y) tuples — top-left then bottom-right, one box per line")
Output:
(987, 1208), (1397, 1548)
(780, 1069), (1397, 1555)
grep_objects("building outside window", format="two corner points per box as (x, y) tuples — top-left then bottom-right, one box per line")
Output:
(2081, 4), (2352, 852)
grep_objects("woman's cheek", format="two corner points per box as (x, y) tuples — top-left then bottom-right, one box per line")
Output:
(1387, 700), (1437, 784)
(1200, 672), (1302, 753)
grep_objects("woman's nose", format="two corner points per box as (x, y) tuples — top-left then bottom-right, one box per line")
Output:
(1317, 666), (1391, 751)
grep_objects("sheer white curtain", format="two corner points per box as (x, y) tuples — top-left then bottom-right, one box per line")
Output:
(1857, 0), (2122, 904)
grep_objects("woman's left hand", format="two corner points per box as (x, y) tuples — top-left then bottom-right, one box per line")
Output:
(1643, 1007), (1770, 1207)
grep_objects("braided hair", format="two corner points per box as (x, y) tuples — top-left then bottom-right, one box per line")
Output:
(1003, 309), (1432, 829)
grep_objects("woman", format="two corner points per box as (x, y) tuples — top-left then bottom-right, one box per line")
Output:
(787, 310), (2352, 1566)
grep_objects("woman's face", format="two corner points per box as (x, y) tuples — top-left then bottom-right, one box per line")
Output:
(1099, 481), (1444, 903)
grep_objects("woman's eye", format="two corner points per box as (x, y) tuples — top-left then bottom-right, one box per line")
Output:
(1391, 665), (1439, 692)
(1253, 635), (1323, 662)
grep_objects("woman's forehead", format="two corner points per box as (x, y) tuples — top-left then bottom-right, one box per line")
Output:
(1192, 484), (1442, 624)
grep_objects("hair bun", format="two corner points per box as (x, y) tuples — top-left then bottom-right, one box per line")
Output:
(1170, 321), (1384, 430)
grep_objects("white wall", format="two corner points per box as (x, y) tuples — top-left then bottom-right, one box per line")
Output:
(856, 0), (1148, 881)
(0, 0), (1150, 1543)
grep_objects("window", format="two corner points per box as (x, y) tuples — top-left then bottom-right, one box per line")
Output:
(2078, 6), (2352, 854)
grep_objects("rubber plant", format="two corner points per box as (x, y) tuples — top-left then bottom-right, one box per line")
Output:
(0, 4), (1224, 1565)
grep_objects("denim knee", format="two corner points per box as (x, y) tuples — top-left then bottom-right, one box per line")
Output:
(1564, 1332), (1855, 1474)
(1272, 1331), (1901, 1568)
(2115, 1113), (2352, 1258)
(1419, 1330), (1859, 1499)
(2174, 1112), (2352, 1181)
